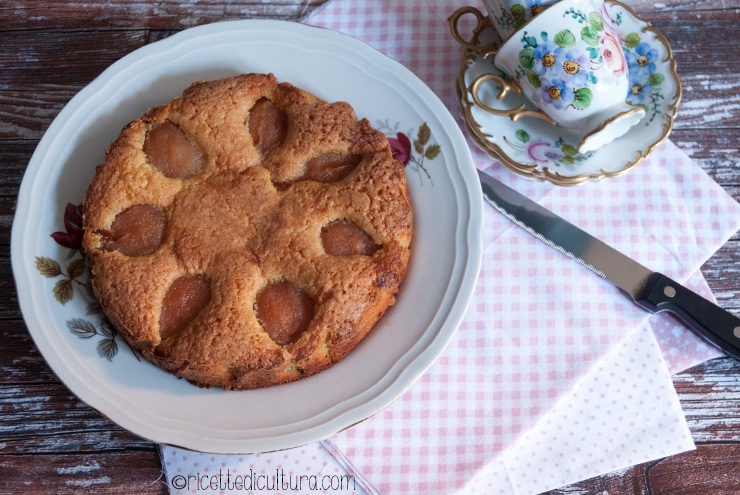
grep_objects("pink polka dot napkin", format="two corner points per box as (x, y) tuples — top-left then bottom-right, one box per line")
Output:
(160, 1), (740, 494)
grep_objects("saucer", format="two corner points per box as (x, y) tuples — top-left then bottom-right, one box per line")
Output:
(455, 0), (681, 186)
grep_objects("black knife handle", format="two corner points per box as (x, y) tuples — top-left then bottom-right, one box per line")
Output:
(636, 272), (740, 360)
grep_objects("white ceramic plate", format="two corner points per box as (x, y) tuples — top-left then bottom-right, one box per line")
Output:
(11, 20), (483, 453)
(456, 0), (680, 185)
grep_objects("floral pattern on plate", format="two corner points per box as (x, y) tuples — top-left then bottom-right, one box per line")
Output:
(35, 202), (133, 361)
(380, 122), (441, 186)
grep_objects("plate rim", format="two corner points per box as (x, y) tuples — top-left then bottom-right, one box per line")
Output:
(11, 19), (484, 453)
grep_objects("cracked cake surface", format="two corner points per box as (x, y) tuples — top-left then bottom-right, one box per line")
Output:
(81, 73), (413, 390)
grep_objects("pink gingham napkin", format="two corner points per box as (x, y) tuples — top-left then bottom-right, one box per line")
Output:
(160, 1), (740, 493)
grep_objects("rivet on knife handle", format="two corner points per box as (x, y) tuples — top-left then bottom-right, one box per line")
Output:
(636, 272), (740, 360)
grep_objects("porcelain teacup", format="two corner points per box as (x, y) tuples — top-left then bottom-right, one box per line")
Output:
(450, 0), (646, 153)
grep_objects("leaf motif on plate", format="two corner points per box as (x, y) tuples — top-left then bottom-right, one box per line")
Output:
(53, 279), (74, 305)
(36, 256), (62, 278)
(39, 200), (138, 362)
(68, 318), (98, 338)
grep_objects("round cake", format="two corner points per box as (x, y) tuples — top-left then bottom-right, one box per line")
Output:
(81, 73), (413, 390)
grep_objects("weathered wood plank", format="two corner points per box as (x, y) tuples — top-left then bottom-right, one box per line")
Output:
(0, 31), (147, 91)
(0, 265), (22, 319)
(0, 319), (54, 384)
(674, 357), (740, 442)
(644, 443), (740, 495)
(0, 450), (167, 495)
(0, 141), (43, 256)
(634, 7), (740, 23)
(0, 140), (31, 196)
(671, 128), (740, 184)
(0, 91), (75, 140)
(544, 443), (740, 495)
(0, 0), (735, 30)
(630, 0), (740, 11)
(543, 466), (647, 494)
(0, 0), (329, 30)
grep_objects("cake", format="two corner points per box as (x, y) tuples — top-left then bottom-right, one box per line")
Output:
(81, 73), (413, 390)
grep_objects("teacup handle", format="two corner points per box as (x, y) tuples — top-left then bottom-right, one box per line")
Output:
(470, 73), (558, 125)
(448, 6), (498, 59)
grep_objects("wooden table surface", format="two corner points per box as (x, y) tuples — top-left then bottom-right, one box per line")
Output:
(2, 1), (739, 493)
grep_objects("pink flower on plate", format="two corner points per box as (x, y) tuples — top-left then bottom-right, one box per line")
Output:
(600, 31), (627, 77)
(525, 139), (564, 165)
(388, 132), (411, 165)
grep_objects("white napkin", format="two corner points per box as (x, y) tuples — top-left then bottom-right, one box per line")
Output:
(471, 292), (713, 494)
(160, 1), (740, 493)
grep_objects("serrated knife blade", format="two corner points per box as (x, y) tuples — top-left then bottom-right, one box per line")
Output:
(478, 169), (740, 360)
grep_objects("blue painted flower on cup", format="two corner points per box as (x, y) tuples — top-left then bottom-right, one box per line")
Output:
(533, 40), (560, 75)
(557, 47), (591, 86)
(540, 77), (575, 110)
(625, 43), (659, 105)
(627, 75), (654, 105)
(626, 42), (659, 79)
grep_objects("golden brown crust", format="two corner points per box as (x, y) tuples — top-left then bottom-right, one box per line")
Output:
(81, 73), (412, 390)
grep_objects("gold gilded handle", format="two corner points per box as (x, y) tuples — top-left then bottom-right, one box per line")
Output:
(448, 6), (498, 59)
(470, 73), (558, 125)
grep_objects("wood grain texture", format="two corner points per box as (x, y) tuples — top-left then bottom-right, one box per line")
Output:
(1, 1), (739, 494)
(0, 1), (326, 30)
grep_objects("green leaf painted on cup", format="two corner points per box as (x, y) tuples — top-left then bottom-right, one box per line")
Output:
(541, 31), (548, 42)
(572, 87), (593, 110)
(521, 33), (538, 48)
(510, 4), (525, 19)
(588, 12), (604, 32)
(648, 72), (665, 87)
(554, 29), (576, 48)
(519, 49), (535, 69)
(581, 27), (599, 47)
(623, 32), (641, 48)
(527, 70), (542, 88)
(515, 129), (530, 143)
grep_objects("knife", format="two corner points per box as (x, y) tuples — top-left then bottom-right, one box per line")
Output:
(478, 169), (740, 360)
